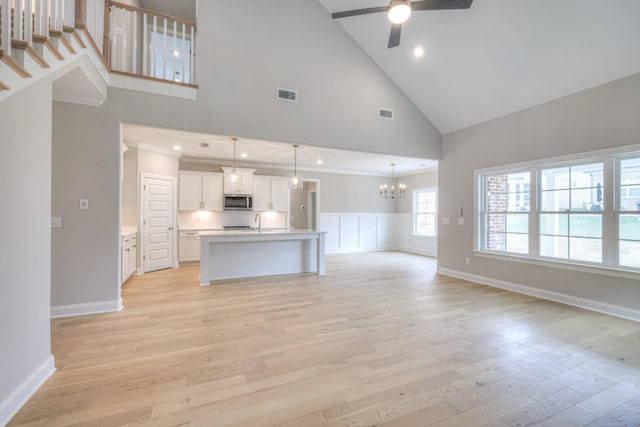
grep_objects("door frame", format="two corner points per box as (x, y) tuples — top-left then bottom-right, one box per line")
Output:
(302, 179), (320, 230)
(139, 173), (178, 274)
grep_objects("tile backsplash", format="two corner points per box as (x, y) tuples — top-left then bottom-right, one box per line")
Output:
(179, 210), (287, 230)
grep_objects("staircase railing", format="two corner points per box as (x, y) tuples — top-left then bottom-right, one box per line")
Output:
(0, 0), (74, 56)
(106, 1), (196, 85)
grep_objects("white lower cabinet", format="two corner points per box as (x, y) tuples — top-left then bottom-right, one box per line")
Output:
(179, 230), (200, 262)
(121, 233), (137, 285)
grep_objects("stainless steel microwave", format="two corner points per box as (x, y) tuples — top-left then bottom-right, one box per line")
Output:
(223, 195), (253, 210)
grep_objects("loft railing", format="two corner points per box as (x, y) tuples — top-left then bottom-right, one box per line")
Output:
(1, 0), (74, 55)
(106, 1), (196, 85)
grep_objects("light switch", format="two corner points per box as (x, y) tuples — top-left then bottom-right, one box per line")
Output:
(458, 218), (465, 225)
(51, 217), (62, 228)
(442, 218), (450, 225)
(79, 199), (89, 210)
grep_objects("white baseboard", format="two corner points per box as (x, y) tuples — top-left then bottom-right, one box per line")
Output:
(0, 355), (55, 426)
(325, 246), (395, 255)
(397, 246), (437, 257)
(51, 299), (121, 318)
(437, 267), (640, 322)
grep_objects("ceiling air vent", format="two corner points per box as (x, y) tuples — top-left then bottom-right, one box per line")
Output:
(277, 87), (298, 102)
(200, 142), (209, 148)
(379, 108), (393, 120)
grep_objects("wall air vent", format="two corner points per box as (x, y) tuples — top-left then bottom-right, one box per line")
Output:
(277, 87), (298, 102)
(200, 142), (209, 148)
(379, 108), (394, 120)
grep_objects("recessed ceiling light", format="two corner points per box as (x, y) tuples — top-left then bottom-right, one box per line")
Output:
(413, 46), (425, 58)
(173, 145), (182, 151)
(316, 160), (323, 165)
(240, 153), (248, 158)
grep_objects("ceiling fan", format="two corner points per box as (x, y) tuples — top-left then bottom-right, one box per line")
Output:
(331, 0), (473, 48)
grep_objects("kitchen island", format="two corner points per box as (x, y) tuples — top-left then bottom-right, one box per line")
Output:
(199, 229), (326, 285)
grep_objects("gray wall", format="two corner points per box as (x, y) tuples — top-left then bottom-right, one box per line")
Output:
(0, 81), (53, 414)
(439, 72), (640, 311)
(108, 0), (441, 159)
(395, 170), (439, 214)
(52, 102), (121, 308)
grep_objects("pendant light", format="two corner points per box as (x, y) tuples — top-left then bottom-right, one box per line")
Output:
(380, 163), (406, 199)
(228, 137), (239, 183)
(289, 144), (304, 190)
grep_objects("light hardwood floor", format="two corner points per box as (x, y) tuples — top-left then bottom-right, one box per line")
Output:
(9, 252), (640, 426)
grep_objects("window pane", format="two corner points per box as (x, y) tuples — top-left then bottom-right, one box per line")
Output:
(487, 191), (507, 212)
(571, 163), (603, 189)
(570, 238), (602, 263)
(540, 214), (568, 236)
(486, 214), (506, 232)
(572, 188), (602, 210)
(569, 214), (602, 238)
(541, 190), (570, 211)
(486, 232), (505, 251)
(506, 233), (528, 254)
(620, 215), (640, 240)
(426, 202), (437, 213)
(620, 185), (640, 211)
(426, 192), (436, 203)
(540, 235), (568, 259)
(541, 167), (570, 191)
(506, 214), (528, 233)
(619, 241), (640, 268)
(507, 172), (531, 211)
(621, 158), (640, 185)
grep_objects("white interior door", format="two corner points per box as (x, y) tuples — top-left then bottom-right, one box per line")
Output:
(143, 176), (174, 272)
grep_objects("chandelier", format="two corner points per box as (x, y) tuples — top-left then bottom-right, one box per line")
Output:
(380, 163), (406, 199)
(289, 144), (304, 190)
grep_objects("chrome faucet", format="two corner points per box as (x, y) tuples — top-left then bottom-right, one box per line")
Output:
(254, 213), (262, 232)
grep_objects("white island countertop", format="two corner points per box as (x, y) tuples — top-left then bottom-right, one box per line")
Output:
(199, 229), (326, 285)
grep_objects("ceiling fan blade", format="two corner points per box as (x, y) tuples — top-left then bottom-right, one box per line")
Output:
(332, 6), (389, 20)
(411, 0), (473, 11)
(388, 24), (402, 48)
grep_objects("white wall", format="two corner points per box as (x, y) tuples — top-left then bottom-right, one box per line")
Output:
(0, 81), (55, 425)
(121, 147), (138, 226)
(439, 72), (640, 317)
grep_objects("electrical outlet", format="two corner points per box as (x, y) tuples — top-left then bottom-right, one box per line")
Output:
(458, 218), (465, 225)
(79, 199), (89, 210)
(51, 217), (62, 228)
(465, 256), (470, 265)
(442, 218), (450, 225)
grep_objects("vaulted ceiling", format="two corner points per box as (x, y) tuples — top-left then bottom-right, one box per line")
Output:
(318, 0), (640, 134)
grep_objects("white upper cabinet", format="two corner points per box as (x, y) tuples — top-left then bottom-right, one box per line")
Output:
(179, 171), (223, 211)
(202, 174), (223, 211)
(271, 178), (290, 211)
(221, 167), (255, 195)
(253, 176), (271, 211)
(253, 176), (290, 212)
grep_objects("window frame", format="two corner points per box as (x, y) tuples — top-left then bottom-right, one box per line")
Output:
(413, 187), (438, 238)
(474, 144), (640, 279)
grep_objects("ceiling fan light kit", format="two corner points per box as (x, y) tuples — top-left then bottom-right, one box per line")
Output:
(388, 0), (411, 24)
(332, 0), (473, 49)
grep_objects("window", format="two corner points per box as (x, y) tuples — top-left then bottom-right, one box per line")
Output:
(482, 172), (530, 254)
(475, 148), (640, 274)
(618, 157), (640, 268)
(414, 188), (437, 237)
(539, 163), (603, 263)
